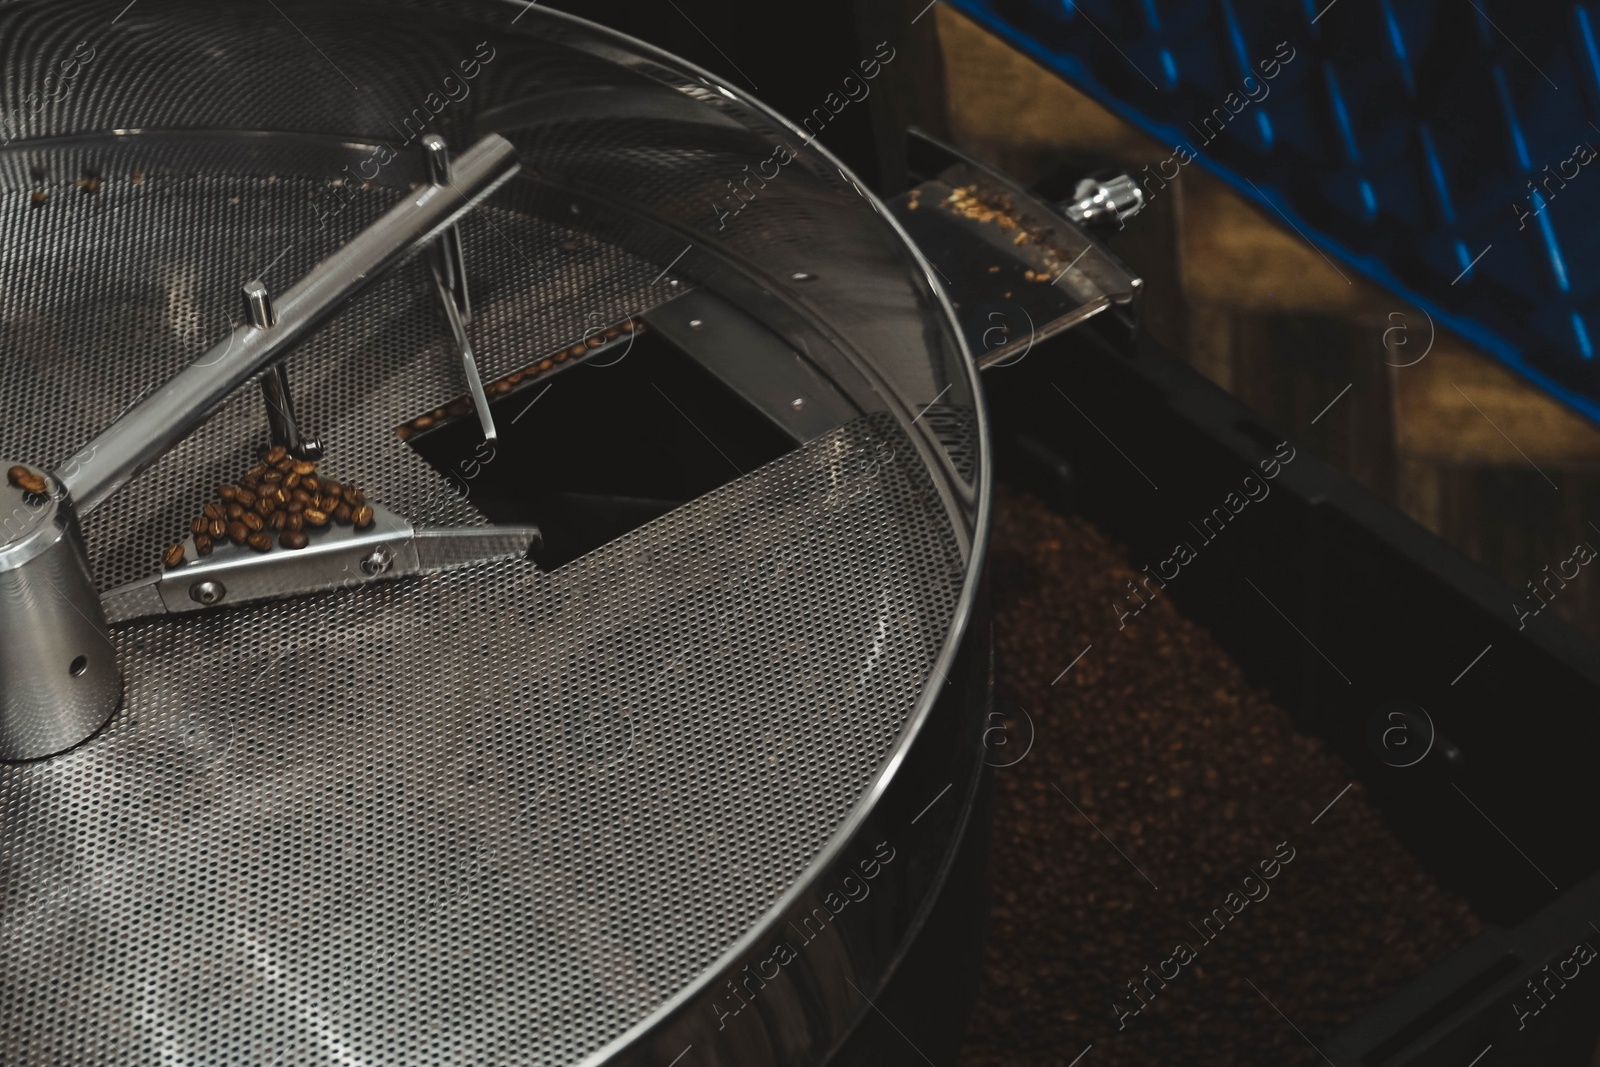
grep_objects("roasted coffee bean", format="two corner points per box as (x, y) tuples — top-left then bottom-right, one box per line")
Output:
(274, 455), (295, 472)
(246, 463), (268, 480)
(235, 489), (257, 509)
(217, 484), (238, 501)
(333, 502), (353, 525)
(285, 512), (304, 532)
(352, 504), (375, 529)
(242, 511), (264, 532)
(292, 488), (312, 505)
(194, 534), (213, 557)
(225, 502), (244, 520)
(267, 510), (287, 531)
(254, 495), (276, 517)
(262, 468), (283, 484)
(344, 484), (365, 507)
(304, 507), (330, 528)
(960, 490), (1485, 1067)
(226, 520), (248, 545)
(280, 529), (308, 550)
(246, 531), (273, 552)
(284, 471), (301, 490)
(268, 486), (289, 506)
(287, 499), (305, 514)
(162, 542), (186, 568)
(302, 475), (320, 493)
(323, 482), (343, 501)
(293, 460), (316, 476)
(240, 473), (261, 491)
(265, 445), (288, 464)
(7, 465), (45, 494)
(208, 518), (227, 539)
(190, 516), (208, 536)
(318, 493), (340, 512)
(203, 501), (225, 521)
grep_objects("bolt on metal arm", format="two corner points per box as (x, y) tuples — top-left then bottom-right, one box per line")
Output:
(0, 133), (519, 761)
(57, 132), (520, 516)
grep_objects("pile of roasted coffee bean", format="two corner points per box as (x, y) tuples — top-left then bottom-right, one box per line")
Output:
(5, 464), (49, 497)
(163, 445), (373, 568)
(961, 487), (1481, 1067)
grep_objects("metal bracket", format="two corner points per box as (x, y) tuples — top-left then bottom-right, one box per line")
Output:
(888, 154), (1142, 370)
(100, 505), (540, 623)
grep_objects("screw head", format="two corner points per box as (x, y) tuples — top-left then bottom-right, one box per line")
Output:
(360, 546), (395, 577)
(189, 580), (226, 605)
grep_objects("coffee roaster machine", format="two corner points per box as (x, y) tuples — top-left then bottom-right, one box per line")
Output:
(6, 2), (1600, 1065)
(0, 2), (1004, 1064)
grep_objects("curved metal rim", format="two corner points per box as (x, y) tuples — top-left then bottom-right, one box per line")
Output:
(470, 5), (996, 1063)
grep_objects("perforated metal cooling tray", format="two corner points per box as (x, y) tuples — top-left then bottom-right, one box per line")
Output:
(0, 3), (990, 1065)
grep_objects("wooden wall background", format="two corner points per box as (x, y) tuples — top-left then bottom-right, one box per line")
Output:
(926, 7), (1600, 645)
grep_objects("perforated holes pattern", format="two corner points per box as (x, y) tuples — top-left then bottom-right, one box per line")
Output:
(0, 414), (964, 1065)
(0, 162), (681, 590)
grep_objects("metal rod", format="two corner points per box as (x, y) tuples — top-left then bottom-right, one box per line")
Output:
(247, 282), (323, 460)
(242, 280), (276, 330)
(58, 133), (520, 515)
(431, 257), (498, 443)
(423, 134), (471, 322)
(422, 134), (492, 441)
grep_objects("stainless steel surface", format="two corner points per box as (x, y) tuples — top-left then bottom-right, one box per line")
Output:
(0, 470), (120, 760)
(423, 134), (473, 322)
(2, 415), (966, 1064)
(158, 502), (412, 616)
(0, 3), (989, 1064)
(432, 253), (498, 443)
(249, 281), (324, 461)
(889, 159), (1141, 371)
(641, 290), (861, 442)
(189, 579), (225, 605)
(56, 133), (520, 517)
(260, 363), (324, 459)
(1060, 172), (1146, 227)
(422, 133), (495, 442)
(98, 503), (541, 621)
(243, 280), (277, 330)
(0, 135), (516, 761)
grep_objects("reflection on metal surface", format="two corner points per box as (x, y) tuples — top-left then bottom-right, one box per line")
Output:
(642, 289), (860, 442)
(889, 160), (1140, 371)
(3, 416), (964, 1063)
(99, 503), (540, 622)
(0, 3), (989, 1064)
(1059, 173), (1146, 228)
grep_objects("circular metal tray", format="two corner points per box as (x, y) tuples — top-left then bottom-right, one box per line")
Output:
(0, 3), (990, 1064)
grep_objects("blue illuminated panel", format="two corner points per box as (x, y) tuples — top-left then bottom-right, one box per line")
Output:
(953, 0), (1600, 420)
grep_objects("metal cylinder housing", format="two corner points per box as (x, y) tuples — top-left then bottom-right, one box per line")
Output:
(0, 470), (120, 759)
